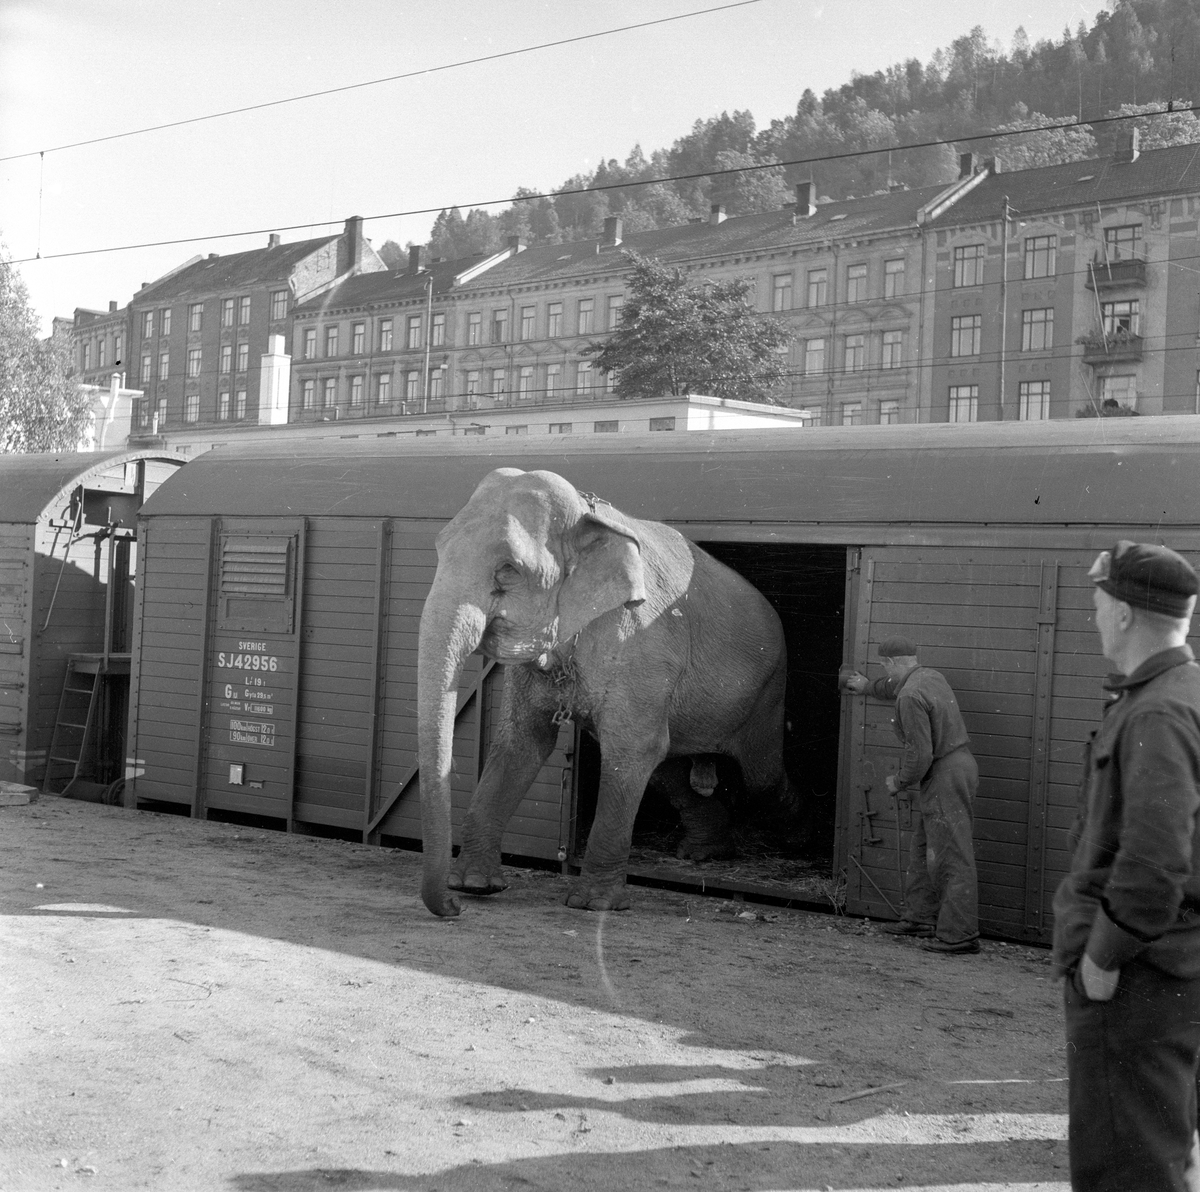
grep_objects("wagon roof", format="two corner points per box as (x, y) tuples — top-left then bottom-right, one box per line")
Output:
(139, 417), (1200, 532)
(0, 449), (186, 525)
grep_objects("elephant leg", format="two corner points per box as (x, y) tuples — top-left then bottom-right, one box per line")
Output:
(566, 721), (669, 912)
(451, 667), (558, 896)
(689, 757), (718, 797)
(670, 783), (734, 860)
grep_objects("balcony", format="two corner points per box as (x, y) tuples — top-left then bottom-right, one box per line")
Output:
(1077, 328), (1144, 366)
(1084, 255), (1146, 291)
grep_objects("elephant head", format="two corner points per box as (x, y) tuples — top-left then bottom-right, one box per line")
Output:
(416, 468), (646, 916)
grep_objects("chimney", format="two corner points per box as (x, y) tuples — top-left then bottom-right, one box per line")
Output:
(342, 215), (365, 272)
(984, 156), (1001, 175)
(794, 181), (817, 217)
(958, 152), (974, 179)
(108, 300), (117, 313)
(506, 234), (526, 253)
(268, 233), (281, 248)
(601, 216), (623, 247)
(408, 245), (423, 274)
(709, 202), (726, 225)
(1114, 127), (1140, 164)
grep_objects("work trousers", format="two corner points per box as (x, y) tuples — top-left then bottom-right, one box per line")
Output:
(1064, 959), (1200, 1192)
(901, 747), (979, 944)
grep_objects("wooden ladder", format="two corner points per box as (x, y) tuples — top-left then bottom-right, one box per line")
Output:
(42, 655), (105, 794)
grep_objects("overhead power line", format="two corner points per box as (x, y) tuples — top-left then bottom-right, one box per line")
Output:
(0, 0), (764, 165)
(9, 105), (1195, 267)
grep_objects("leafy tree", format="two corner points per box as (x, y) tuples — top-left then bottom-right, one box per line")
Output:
(587, 252), (791, 403)
(1092, 100), (1200, 151)
(0, 250), (91, 453)
(377, 240), (406, 269)
(986, 107), (1097, 169)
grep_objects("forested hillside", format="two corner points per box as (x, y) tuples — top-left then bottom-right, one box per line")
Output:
(384, 0), (1200, 267)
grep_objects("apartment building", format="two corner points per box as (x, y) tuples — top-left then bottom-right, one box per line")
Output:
(71, 302), (129, 387)
(926, 134), (1200, 422)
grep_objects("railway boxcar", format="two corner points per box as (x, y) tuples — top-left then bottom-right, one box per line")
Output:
(0, 450), (185, 793)
(127, 418), (1200, 942)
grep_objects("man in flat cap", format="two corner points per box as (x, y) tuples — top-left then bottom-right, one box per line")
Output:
(1053, 541), (1200, 1191)
(842, 637), (980, 954)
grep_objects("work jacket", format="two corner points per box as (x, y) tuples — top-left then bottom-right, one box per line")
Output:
(867, 666), (972, 789)
(1052, 646), (1200, 978)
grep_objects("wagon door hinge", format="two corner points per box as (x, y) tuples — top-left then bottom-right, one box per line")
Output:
(848, 547), (862, 575)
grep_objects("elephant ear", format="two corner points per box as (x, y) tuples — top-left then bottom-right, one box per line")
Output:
(557, 508), (646, 643)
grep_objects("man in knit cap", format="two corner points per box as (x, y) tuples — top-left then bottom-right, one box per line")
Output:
(1053, 541), (1200, 1191)
(842, 636), (980, 954)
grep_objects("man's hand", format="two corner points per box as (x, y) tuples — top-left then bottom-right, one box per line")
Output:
(885, 774), (901, 795)
(841, 670), (869, 694)
(1080, 953), (1120, 1001)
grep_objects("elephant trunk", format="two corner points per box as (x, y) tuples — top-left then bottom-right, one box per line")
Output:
(416, 579), (487, 917)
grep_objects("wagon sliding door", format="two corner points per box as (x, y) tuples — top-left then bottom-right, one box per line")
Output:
(839, 546), (1049, 942)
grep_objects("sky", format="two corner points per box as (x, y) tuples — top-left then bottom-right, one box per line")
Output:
(1, 0), (1103, 335)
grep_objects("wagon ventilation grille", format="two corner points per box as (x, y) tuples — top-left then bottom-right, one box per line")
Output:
(218, 534), (296, 633)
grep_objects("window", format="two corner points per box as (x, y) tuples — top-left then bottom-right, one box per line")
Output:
(303, 329), (316, 359)
(350, 375), (364, 406)
(407, 315), (422, 350)
(302, 380), (315, 409)
(797, 409), (822, 427)
(576, 361), (593, 394)
(843, 334), (865, 372)
(491, 309), (508, 344)
(546, 364), (562, 397)
(325, 326), (339, 357)
(948, 384), (978, 422)
(189, 303), (203, 332)
(1019, 379), (1050, 421)
(186, 348), (202, 377)
(649, 417), (676, 431)
(271, 291), (287, 321)
(219, 343), (232, 373)
(607, 295), (623, 330)
(236, 342), (249, 372)
(594, 420), (618, 433)
(807, 268), (828, 307)
(375, 373), (391, 404)
(1105, 225), (1143, 261)
(154, 397), (167, 430)
(505, 425), (528, 435)
(884, 258), (905, 298)
(1100, 375), (1137, 407)
(140, 354), (151, 384)
(950, 314), (982, 357)
(159, 351), (170, 381)
(431, 313), (445, 347)
(221, 298), (234, 328)
(772, 274), (793, 312)
(1021, 308), (1054, 351)
(467, 312), (482, 345)
(161, 309), (171, 336)
(846, 264), (867, 303)
(429, 369), (445, 400)
(578, 298), (594, 335)
(491, 368), (506, 398)
(323, 378), (337, 408)
(352, 323), (365, 354)
(98, 339), (107, 367)
(804, 338), (826, 374)
(1102, 299), (1140, 336)
(238, 296), (251, 325)
(841, 402), (864, 425)
(547, 302), (563, 337)
(520, 306), (536, 340)
(1024, 235), (1057, 279)
(549, 422), (572, 434)
(83, 342), (92, 370)
(114, 333), (123, 362)
(406, 371), (421, 401)
(142, 311), (154, 339)
(462, 426), (485, 436)
(465, 371), (481, 400)
(379, 319), (393, 351)
(184, 393), (199, 423)
(605, 368), (617, 393)
(879, 400), (901, 424)
(235, 389), (246, 419)
(218, 391), (231, 421)
(881, 330), (903, 369)
(518, 366), (534, 399)
(953, 244), (985, 287)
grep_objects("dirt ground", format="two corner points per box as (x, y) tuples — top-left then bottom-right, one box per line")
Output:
(1, 796), (1070, 1192)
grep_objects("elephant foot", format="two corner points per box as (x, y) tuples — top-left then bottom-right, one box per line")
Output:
(447, 854), (509, 896)
(564, 878), (632, 912)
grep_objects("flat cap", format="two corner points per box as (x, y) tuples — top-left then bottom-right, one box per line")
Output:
(1089, 540), (1199, 618)
(878, 636), (918, 658)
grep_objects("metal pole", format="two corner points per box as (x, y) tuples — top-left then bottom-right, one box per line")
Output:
(998, 196), (1010, 421)
(422, 275), (433, 414)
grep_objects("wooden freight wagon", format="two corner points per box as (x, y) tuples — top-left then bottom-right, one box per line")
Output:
(0, 449), (185, 794)
(128, 418), (1200, 943)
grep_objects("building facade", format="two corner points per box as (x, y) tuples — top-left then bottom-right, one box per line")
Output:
(71, 302), (130, 388)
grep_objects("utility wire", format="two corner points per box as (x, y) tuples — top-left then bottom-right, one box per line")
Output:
(0, 0), (764, 164)
(11, 104), (1195, 268)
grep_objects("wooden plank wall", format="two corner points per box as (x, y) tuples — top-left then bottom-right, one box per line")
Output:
(0, 524), (32, 781)
(130, 516), (211, 804)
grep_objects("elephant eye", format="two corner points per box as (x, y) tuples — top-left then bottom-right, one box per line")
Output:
(493, 563), (520, 591)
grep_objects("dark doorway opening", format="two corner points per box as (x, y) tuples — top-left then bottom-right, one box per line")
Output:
(571, 542), (848, 888)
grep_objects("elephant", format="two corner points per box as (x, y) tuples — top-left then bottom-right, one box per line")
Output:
(415, 467), (794, 918)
